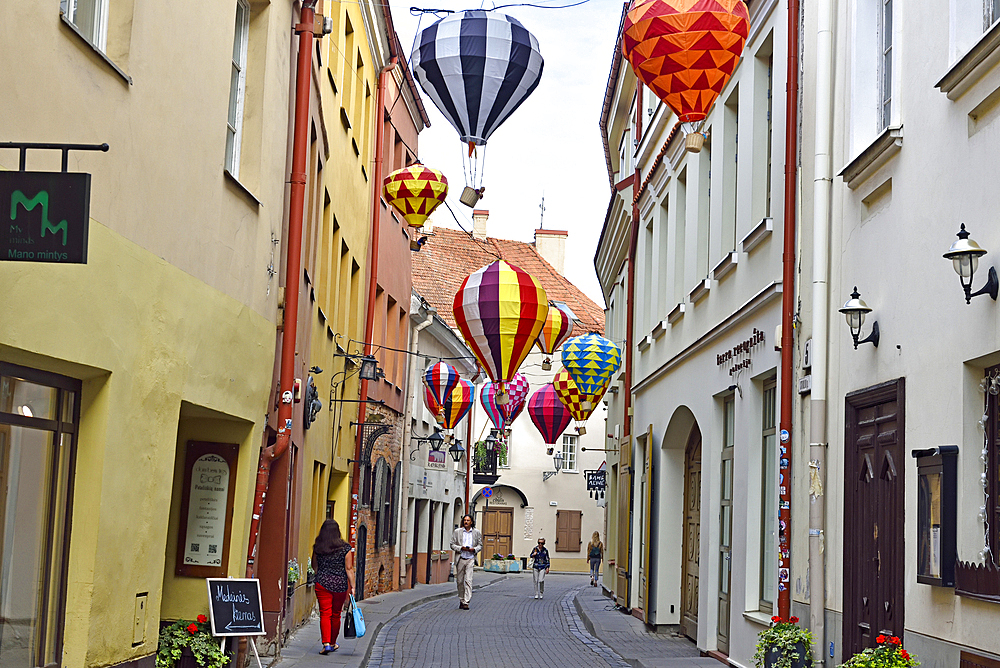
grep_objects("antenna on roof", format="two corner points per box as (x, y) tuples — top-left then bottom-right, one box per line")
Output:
(538, 193), (546, 229)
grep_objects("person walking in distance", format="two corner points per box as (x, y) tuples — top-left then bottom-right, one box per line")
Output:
(450, 514), (482, 610)
(529, 538), (550, 599)
(587, 531), (604, 587)
(312, 519), (355, 654)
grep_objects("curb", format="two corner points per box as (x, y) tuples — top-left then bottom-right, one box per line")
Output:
(356, 575), (508, 667)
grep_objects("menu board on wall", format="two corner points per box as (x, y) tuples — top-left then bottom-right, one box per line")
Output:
(176, 441), (239, 578)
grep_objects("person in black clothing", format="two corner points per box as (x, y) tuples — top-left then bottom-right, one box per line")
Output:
(529, 538), (550, 599)
(312, 519), (355, 654)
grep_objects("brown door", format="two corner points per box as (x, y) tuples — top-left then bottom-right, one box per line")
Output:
(556, 510), (582, 552)
(482, 508), (513, 559)
(844, 379), (905, 657)
(681, 424), (702, 642)
(616, 452), (632, 607)
(718, 397), (735, 655)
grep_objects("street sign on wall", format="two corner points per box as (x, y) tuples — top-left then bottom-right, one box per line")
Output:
(1, 171), (90, 263)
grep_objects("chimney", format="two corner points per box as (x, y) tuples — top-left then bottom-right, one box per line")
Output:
(472, 210), (489, 240)
(534, 228), (568, 275)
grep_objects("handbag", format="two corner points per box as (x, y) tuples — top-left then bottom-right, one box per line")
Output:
(349, 594), (366, 638)
(342, 597), (357, 639)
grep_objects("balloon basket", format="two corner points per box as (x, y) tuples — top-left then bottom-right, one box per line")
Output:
(542, 358), (552, 371)
(546, 447), (554, 455)
(460, 186), (481, 207)
(685, 132), (704, 153)
(576, 425), (587, 436)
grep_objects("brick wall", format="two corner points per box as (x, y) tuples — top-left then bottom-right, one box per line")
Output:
(357, 404), (402, 598)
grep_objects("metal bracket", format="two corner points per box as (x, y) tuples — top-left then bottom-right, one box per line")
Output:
(0, 141), (109, 172)
(543, 471), (558, 481)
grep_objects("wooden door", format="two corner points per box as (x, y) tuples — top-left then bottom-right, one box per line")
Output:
(482, 508), (513, 558)
(637, 434), (650, 615)
(681, 425), (702, 641)
(556, 510), (582, 552)
(844, 379), (905, 657)
(616, 454), (632, 607)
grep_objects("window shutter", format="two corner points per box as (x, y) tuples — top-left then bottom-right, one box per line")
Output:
(556, 510), (582, 552)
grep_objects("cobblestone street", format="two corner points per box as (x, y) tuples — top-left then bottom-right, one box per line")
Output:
(275, 573), (716, 668)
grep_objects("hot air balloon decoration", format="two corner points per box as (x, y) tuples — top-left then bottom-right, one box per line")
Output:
(501, 372), (530, 426)
(441, 378), (475, 431)
(622, 0), (750, 152)
(411, 10), (544, 205)
(382, 165), (448, 228)
(536, 301), (575, 370)
(424, 385), (444, 424)
(561, 334), (621, 411)
(552, 367), (599, 435)
(424, 361), (459, 420)
(453, 261), (548, 404)
(528, 383), (574, 444)
(480, 381), (508, 434)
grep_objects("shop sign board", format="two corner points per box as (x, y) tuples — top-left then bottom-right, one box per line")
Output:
(1, 171), (90, 263)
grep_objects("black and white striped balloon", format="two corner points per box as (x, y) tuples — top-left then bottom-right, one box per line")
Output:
(411, 10), (544, 147)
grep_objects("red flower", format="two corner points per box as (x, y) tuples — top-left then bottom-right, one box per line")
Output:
(876, 635), (886, 644)
(901, 650), (911, 661)
(771, 616), (780, 623)
(789, 616), (799, 624)
(197, 614), (208, 624)
(891, 637), (901, 646)
(187, 623), (199, 635)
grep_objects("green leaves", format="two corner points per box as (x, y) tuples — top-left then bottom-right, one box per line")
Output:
(155, 619), (231, 668)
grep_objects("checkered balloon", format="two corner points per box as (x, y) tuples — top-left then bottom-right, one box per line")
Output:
(560, 334), (621, 399)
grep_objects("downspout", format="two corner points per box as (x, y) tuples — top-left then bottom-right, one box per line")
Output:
(464, 385), (475, 515)
(809, 0), (835, 662)
(245, 0), (317, 577)
(399, 304), (435, 587)
(350, 57), (398, 550)
(623, 82), (642, 609)
(777, 0), (801, 619)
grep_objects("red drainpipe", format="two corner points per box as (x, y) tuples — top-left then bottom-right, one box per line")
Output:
(245, 0), (316, 578)
(624, 85), (642, 439)
(777, 0), (800, 620)
(349, 57), (398, 550)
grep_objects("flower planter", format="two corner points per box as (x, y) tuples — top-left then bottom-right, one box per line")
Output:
(483, 559), (508, 572)
(764, 642), (811, 668)
(506, 560), (521, 572)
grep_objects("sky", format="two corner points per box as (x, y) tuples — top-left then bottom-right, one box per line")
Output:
(391, 0), (626, 308)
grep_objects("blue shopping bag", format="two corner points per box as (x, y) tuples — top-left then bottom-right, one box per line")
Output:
(349, 595), (366, 638)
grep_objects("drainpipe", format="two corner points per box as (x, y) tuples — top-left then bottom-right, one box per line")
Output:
(777, 0), (800, 620)
(349, 56), (398, 550)
(809, 0), (835, 662)
(464, 383), (475, 515)
(622, 82), (642, 610)
(399, 302), (435, 587)
(245, 0), (317, 578)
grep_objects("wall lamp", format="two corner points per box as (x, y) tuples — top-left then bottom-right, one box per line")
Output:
(358, 355), (381, 381)
(543, 450), (564, 481)
(943, 224), (998, 304)
(410, 430), (445, 460)
(448, 439), (465, 463)
(838, 287), (880, 349)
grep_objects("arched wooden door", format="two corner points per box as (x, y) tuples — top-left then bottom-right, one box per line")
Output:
(680, 424), (702, 641)
(355, 524), (367, 601)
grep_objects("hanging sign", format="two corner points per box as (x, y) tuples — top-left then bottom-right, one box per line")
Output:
(1, 171), (90, 263)
(426, 448), (447, 471)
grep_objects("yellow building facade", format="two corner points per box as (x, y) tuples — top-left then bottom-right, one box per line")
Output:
(0, 1), (299, 666)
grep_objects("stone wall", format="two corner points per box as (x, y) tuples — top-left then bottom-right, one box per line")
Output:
(357, 404), (403, 598)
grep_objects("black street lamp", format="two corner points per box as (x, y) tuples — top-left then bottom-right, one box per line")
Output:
(359, 355), (380, 381)
(448, 439), (465, 463)
(427, 431), (445, 452)
(943, 224), (998, 304)
(838, 287), (879, 349)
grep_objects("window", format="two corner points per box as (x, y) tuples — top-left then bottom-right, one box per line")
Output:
(0, 363), (81, 668)
(984, 365), (1000, 565)
(759, 381), (778, 612)
(226, 0), (250, 177)
(61, 0), (108, 50)
(562, 434), (578, 472)
(878, 0), (893, 132)
(988, 0), (1000, 30)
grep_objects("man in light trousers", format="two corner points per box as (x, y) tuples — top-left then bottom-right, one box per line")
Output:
(450, 514), (483, 610)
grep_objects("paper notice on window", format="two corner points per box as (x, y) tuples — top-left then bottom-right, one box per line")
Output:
(184, 454), (229, 567)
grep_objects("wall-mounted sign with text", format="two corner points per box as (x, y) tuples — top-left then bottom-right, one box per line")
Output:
(716, 328), (766, 376)
(176, 441), (240, 578)
(1, 171), (90, 263)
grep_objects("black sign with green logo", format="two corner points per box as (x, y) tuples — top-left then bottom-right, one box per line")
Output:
(1, 171), (90, 264)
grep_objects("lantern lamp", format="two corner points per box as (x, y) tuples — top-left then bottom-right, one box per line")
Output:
(448, 439), (465, 463)
(838, 287), (880, 349)
(359, 355), (380, 381)
(553, 449), (564, 472)
(943, 224), (998, 304)
(427, 431), (445, 452)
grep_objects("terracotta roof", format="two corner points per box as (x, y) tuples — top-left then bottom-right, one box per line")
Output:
(412, 226), (605, 335)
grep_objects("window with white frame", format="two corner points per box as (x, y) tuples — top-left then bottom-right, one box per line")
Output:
(61, 0), (108, 50)
(988, 0), (1000, 30)
(226, 0), (250, 177)
(562, 434), (578, 472)
(878, 0), (893, 132)
(759, 381), (778, 612)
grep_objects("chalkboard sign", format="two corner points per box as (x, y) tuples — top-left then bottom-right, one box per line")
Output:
(206, 579), (265, 636)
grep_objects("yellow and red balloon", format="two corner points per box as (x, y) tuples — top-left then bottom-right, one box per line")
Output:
(382, 165), (448, 228)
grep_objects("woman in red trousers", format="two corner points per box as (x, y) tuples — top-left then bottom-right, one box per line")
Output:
(312, 519), (355, 654)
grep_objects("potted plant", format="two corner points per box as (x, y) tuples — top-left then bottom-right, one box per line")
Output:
(506, 553), (521, 572)
(484, 553), (508, 572)
(840, 635), (918, 668)
(156, 616), (230, 668)
(753, 616), (814, 668)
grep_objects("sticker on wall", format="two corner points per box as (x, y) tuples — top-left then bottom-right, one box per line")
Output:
(779, 519), (787, 533)
(780, 501), (790, 510)
(779, 486), (786, 495)
(779, 473), (784, 484)
(778, 582), (787, 592)
(779, 568), (789, 582)
(780, 429), (789, 442)
(780, 458), (789, 468)
(780, 548), (789, 559)
(780, 445), (787, 456)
